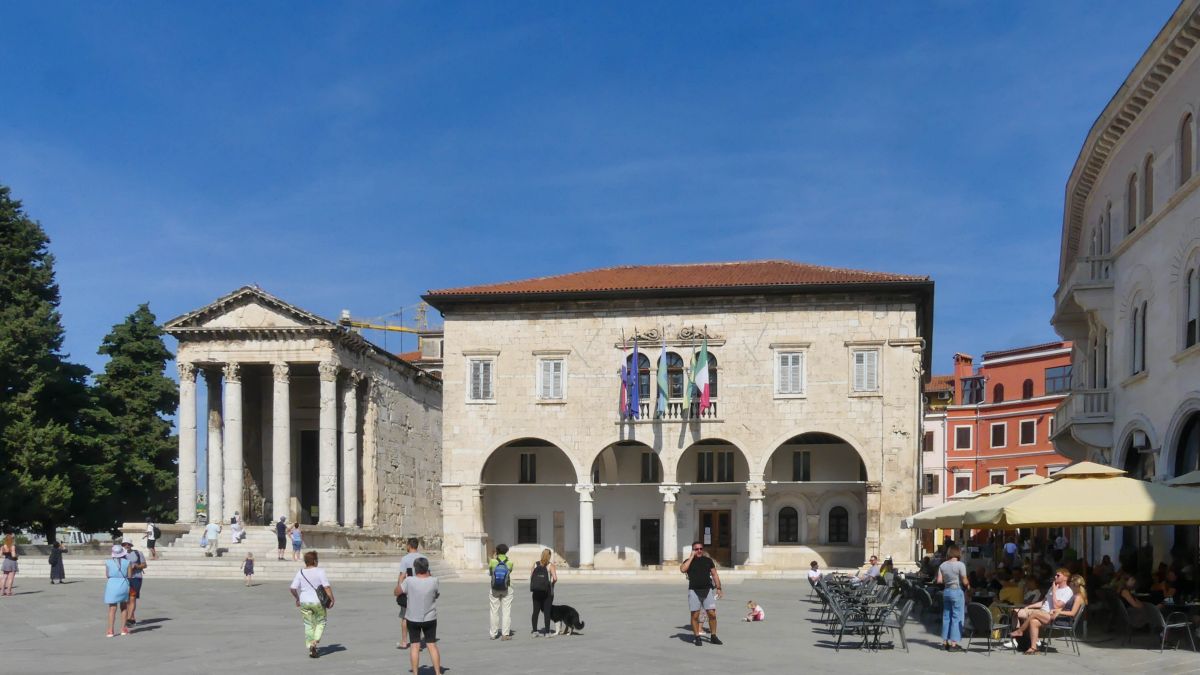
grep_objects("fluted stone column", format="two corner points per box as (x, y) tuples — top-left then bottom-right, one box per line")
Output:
(746, 482), (766, 566)
(205, 368), (224, 524)
(318, 362), (339, 525)
(361, 376), (378, 528)
(177, 363), (198, 523)
(659, 485), (680, 565)
(577, 484), (595, 568)
(272, 363), (294, 523)
(341, 371), (361, 527)
(222, 363), (243, 522)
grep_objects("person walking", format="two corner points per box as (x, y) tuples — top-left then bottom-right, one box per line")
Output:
(681, 540), (723, 646)
(288, 523), (303, 562)
(487, 543), (513, 640)
(243, 552), (255, 586)
(936, 544), (970, 652)
(289, 550), (334, 659)
(103, 544), (132, 637)
(203, 519), (221, 557)
(529, 548), (557, 637)
(144, 520), (159, 560)
(1, 533), (19, 595)
(121, 539), (147, 626)
(398, 557), (442, 674)
(230, 511), (245, 544)
(275, 516), (287, 560)
(395, 538), (429, 649)
(48, 542), (66, 584)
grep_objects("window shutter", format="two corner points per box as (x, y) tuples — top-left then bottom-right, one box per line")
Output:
(470, 361), (482, 400)
(481, 360), (493, 399)
(865, 351), (877, 390)
(539, 360), (551, 398)
(552, 360), (563, 398)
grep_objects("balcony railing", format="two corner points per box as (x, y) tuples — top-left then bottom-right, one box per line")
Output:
(624, 400), (720, 421)
(1053, 388), (1112, 433)
(1082, 255), (1112, 283)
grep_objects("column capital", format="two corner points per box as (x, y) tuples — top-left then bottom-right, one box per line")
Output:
(223, 362), (241, 383)
(318, 361), (339, 382)
(177, 362), (197, 383)
(746, 482), (767, 500)
(575, 484), (595, 501)
(658, 484), (681, 502)
(348, 369), (365, 385)
(272, 362), (290, 383)
(203, 367), (222, 384)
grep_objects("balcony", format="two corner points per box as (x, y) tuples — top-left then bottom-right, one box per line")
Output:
(1054, 255), (1114, 328)
(1050, 388), (1113, 460)
(620, 400), (721, 423)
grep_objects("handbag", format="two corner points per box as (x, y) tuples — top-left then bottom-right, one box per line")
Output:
(301, 570), (332, 609)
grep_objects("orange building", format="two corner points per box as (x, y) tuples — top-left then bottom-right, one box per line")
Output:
(944, 341), (1074, 496)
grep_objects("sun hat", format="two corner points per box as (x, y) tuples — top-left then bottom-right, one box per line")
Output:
(111, 545), (127, 558)
(121, 537), (133, 546)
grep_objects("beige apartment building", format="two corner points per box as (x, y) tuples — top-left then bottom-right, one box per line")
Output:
(425, 261), (934, 570)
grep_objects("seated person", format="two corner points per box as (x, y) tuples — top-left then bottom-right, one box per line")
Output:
(807, 560), (822, 588)
(1021, 576), (1042, 604)
(1158, 569), (1181, 607)
(1008, 568), (1074, 654)
(998, 572), (1024, 606)
(878, 557), (894, 578)
(1118, 575), (1150, 628)
(1020, 574), (1088, 652)
(1094, 555), (1115, 584)
(856, 555), (881, 584)
(969, 564), (987, 590)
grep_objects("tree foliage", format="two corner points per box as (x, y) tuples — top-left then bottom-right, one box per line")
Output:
(92, 304), (178, 523)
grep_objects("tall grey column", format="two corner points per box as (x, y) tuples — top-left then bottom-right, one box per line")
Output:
(177, 362), (198, 523)
(318, 362), (339, 526)
(205, 368), (224, 524)
(272, 363), (294, 523)
(222, 363), (243, 522)
(747, 482), (766, 566)
(340, 371), (361, 527)
(659, 485), (680, 565)
(577, 484), (595, 568)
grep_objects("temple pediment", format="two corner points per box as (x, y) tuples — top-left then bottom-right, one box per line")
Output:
(165, 286), (337, 333)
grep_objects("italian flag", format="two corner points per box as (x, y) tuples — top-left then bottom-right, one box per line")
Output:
(693, 338), (711, 412)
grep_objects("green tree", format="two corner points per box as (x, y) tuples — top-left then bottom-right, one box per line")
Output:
(0, 185), (93, 539)
(92, 304), (178, 523)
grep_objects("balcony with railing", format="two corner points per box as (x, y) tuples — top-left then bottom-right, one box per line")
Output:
(620, 400), (721, 423)
(1050, 387), (1113, 460)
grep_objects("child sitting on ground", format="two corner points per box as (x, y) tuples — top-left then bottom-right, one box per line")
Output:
(744, 600), (765, 622)
(242, 552), (254, 586)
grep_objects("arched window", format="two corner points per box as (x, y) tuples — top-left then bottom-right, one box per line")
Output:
(1022, 379), (1034, 399)
(627, 353), (651, 400)
(1131, 301), (1147, 374)
(1181, 114), (1194, 186)
(1127, 173), (1139, 233)
(778, 506), (799, 543)
(666, 352), (685, 399)
(828, 506), (849, 544)
(1104, 201), (1112, 254)
(992, 383), (1004, 403)
(1186, 267), (1199, 349)
(708, 353), (719, 399)
(1143, 155), (1155, 221)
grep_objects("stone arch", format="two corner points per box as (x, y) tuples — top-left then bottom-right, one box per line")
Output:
(1164, 395), (1200, 476)
(1112, 416), (1161, 477)
(674, 437), (752, 485)
(765, 492), (810, 545)
(757, 430), (873, 481)
(480, 435), (582, 484)
(817, 492), (865, 546)
(589, 439), (663, 484)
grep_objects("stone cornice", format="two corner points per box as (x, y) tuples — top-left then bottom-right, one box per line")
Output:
(1060, 1), (1200, 284)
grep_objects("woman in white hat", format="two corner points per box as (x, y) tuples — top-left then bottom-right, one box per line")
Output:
(104, 544), (133, 637)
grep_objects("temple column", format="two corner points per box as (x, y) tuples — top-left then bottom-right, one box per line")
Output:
(464, 485), (487, 568)
(746, 482), (766, 566)
(865, 481), (882, 557)
(272, 363), (294, 523)
(222, 363), (243, 522)
(177, 363), (198, 523)
(205, 368), (224, 524)
(361, 376), (379, 528)
(660, 485), (680, 565)
(318, 361), (339, 525)
(341, 371), (361, 527)
(577, 484), (595, 569)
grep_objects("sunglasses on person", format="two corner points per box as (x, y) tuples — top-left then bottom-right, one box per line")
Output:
(693, 546), (704, 552)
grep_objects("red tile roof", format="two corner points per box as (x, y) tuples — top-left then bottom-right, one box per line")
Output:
(425, 260), (928, 299)
(925, 374), (954, 394)
(395, 350), (423, 363)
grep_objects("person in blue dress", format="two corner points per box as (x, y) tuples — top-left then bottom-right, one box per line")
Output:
(104, 544), (132, 638)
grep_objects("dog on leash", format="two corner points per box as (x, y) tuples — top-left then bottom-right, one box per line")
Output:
(549, 604), (585, 635)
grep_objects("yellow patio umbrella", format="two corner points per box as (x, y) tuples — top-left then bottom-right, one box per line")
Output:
(1007, 473), (1050, 488)
(961, 461), (1200, 529)
(908, 484), (1013, 530)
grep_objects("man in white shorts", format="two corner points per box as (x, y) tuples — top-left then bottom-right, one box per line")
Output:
(681, 541), (723, 647)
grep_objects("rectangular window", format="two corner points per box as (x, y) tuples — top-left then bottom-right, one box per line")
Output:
(1019, 419), (1036, 446)
(923, 431), (934, 453)
(519, 453), (536, 484)
(593, 518), (602, 547)
(954, 473), (972, 495)
(852, 349), (879, 392)
(989, 470), (1006, 485)
(776, 352), (805, 395)
(1044, 365), (1072, 395)
(955, 426), (972, 450)
(537, 358), (564, 400)
(990, 422), (1006, 449)
(792, 451), (811, 482)
(697, 450), (734, 482)
(923, 473), (939, 495)
(640, 452), (660, 483)
(1047, 465), (1066, 476)
(469, 358), (494, 400)
(517, 518), (538, 544)
(962, 377), (984, 404)
(1017, 467), (1036, 478)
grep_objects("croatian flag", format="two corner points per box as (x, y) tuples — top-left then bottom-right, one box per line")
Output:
(693, 338), (711, 412)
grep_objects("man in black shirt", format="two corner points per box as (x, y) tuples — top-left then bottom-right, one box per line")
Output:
(680, 540), (723, 646)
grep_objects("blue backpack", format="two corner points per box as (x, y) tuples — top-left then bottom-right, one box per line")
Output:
(491, 556), (510, 591)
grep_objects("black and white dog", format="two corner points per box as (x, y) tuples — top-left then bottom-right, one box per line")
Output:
(549, 604), (585, 635)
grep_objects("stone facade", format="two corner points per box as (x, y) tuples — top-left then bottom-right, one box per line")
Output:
(428, 271), (933, 570)
(166, 287), (443, 544)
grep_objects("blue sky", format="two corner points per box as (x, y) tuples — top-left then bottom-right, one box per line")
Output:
(1, 1), (1180, 378)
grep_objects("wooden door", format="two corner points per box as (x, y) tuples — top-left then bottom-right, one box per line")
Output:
(698, 509), (732, 567)
(640, 519), (661, 566)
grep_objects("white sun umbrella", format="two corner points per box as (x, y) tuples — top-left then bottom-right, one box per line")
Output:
(1167, 470), (1200, 486)
(907, 484), (1013, 530)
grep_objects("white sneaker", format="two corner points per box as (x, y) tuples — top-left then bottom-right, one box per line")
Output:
(1002, 639), (1017, 649)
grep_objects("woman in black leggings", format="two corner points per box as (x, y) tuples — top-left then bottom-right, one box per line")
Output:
(529, 548), (558, 636)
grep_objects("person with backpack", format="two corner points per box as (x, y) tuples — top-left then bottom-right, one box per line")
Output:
(144, 520), (160, 560)
(487, 543), (513, 640)
(120, 539), (147, 626)
(275, 516), (287, 560)
(529, 548), (557, 637)
(394, 538), (428, 649)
